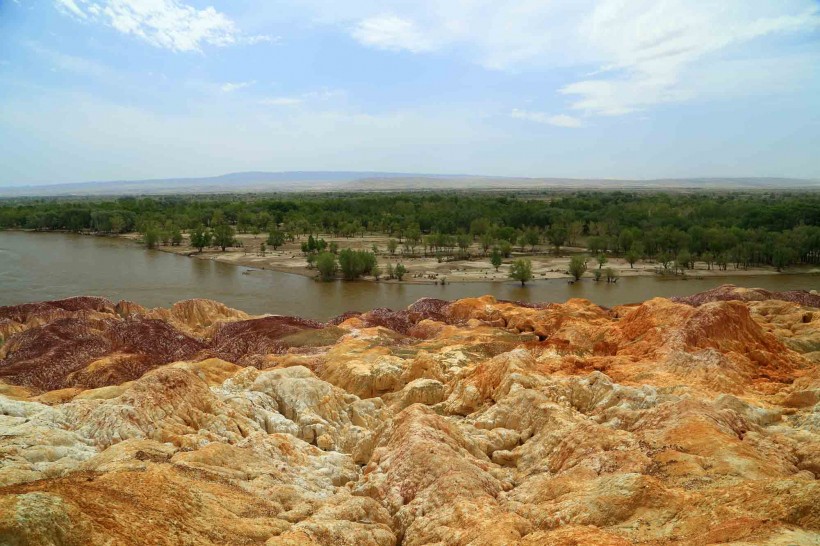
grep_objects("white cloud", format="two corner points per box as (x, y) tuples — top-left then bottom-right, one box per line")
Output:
(259, 97), (303, 106)
(55, 0), (87, 19)
(310, 1), (587, 67)
(53, 0), (272, 52)
(328, 1), (819, 117)
(43, 0), (820, 127)
(302, 88), (345, 100)
(511, 109), (582, 128)
(245, 34), (278, 45)
(352, 15), (437, 53)
(258, 89), (344, 107)
(220, 81), (255, 93)
(560, 0), (820, 116)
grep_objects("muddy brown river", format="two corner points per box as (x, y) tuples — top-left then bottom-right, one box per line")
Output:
(1, 231), (817, 320)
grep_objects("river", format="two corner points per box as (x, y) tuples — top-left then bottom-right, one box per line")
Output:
(1, 231), (817, 320)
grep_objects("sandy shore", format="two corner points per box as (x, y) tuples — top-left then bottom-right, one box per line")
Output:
(119, 231), (818, 284)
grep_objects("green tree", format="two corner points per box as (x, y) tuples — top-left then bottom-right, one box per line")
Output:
(210, 209), (225, 227)
(387, 239), (398, 255)
(523, 228), (540, 252)
(547, 225), (568, 256)
(480, 233), (495, 255)
(675, 250), (691, 274)
(772, 247), (796, 271)
(517, 233), (528, 252)
(490, 248), (502, 271)
(457, 233), (471, 257)
(625, 249), (640, 268)
(604, 267), (619, 283)
(588, 236), (607, 255)
(625, 242), (643, 268)
(509, 258), (533, 286)
(338, 249), (358, 279)
(338, 249), (378, 280)
(567, 221), (583, 246)
(267, 229), (285, 250)
(406, 226), (422, 254)
(568, 255), (587, 281)
(213, 224), (236, 251)
(702, 251), (715, 271)
(394, 263), (407, 281)
(170, 226), (183, 246)
(109, 214), (125, 234)
(316, 252), (337, 280)
(469, 217), (491, 238)
(499, 240), (512, 258)
(143, 226), (160, 249)
(190, 225), (211, 253)
(617, 229), (636, 254)
(597, 253), (608, 269)
(5, 192), (818, 273)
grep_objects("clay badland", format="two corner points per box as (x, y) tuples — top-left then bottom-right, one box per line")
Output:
(1, 285), (819, 545)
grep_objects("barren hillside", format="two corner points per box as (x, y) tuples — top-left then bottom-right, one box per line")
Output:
(1, 286), (819, 545)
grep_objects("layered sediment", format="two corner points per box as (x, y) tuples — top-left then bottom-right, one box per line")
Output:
(1, 285), (819, 545)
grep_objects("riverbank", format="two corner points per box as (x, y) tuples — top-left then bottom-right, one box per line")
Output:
(119, 231), (818, 284)
(3, 230), (818, 318)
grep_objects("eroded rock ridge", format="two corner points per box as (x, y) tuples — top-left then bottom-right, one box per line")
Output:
(1, 285), (819, 545)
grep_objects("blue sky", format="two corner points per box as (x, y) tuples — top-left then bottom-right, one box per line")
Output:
(0, 0), (819, 185)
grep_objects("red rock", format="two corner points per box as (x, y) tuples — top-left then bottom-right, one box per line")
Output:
(672, 283), (820, 307)
(1, 289), (819, 545)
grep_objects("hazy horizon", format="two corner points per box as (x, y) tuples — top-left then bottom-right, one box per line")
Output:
(0, 171), (818, 199)
(1, 1), (819, 186)
(2, 171), (820, 190)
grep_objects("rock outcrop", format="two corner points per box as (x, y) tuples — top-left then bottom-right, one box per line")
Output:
(1, 285), (818, 545)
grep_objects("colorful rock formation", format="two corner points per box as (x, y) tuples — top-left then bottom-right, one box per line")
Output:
(1, 285), (818, 545)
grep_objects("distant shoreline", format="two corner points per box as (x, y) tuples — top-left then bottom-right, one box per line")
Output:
(126, 232), (820, 284)
(9, 229), (820, 285)
(8, 229), (813, 285)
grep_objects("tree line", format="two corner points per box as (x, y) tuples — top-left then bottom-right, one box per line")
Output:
(1, 191), (819, 271)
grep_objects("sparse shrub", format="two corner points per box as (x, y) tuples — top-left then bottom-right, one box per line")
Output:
(509, 258), (533, 286)
(490, 248), (502, 271)
(338, 249), (378, 280)
(568, 255), (587, 281)
(316, 252), (337, 281)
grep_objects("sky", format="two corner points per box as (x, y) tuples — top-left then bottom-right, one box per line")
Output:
(0, 0), (819, 186)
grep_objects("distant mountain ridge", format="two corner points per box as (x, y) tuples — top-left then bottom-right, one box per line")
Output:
(1, 171), (817, 197)
(0, 171), (425, 196)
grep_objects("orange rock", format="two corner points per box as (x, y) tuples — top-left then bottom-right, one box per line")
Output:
(1, 289), (818, 545)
